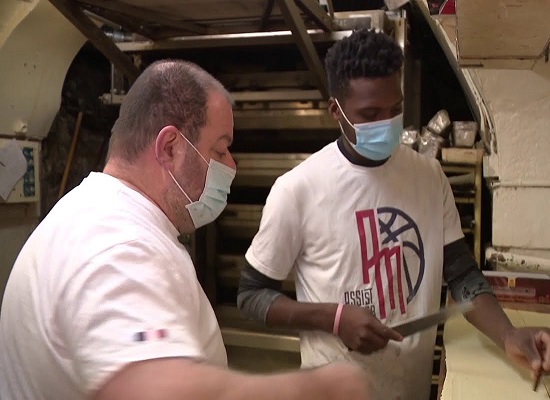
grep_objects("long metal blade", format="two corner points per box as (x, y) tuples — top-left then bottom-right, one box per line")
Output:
(392, 301), (474, 337)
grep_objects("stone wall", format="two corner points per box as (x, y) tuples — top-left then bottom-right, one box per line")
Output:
(40, 44), (117, 217)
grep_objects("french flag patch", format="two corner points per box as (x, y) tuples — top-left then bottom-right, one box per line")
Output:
(133, 329), (168, 342)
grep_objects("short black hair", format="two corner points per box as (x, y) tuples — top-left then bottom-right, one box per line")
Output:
(325, 28), (404, 99)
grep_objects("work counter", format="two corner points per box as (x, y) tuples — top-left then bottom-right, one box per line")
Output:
(438, 303), (550, 399)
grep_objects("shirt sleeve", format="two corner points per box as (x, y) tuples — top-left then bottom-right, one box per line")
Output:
(443, 238), (494, 302)
(438, 163), (465, 245)
(245, 177), (303, 281)
(60, 240), (206, 394)
(237, 262), (284, 323)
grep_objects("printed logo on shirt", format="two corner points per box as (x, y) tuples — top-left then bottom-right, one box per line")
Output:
(353, 208), (425, 320)
(133, 329), (168, 342)
(343, 287), (376, 315)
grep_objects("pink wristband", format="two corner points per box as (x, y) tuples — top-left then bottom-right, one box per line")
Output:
(332, 303), (344, 336)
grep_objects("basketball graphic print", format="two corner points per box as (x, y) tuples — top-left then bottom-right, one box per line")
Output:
(356, 207), (425, 320)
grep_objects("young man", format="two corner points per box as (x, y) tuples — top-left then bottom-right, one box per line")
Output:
(0, 60), (371, 400)
(238, 29), (550, 399)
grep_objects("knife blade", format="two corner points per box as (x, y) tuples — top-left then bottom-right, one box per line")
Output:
(532, 368), (542, 392)
(391, 301), (474, 337)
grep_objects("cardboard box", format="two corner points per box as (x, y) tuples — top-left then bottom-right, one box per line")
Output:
(483, 271), (550, 305)
(441, 147), (483, 165)
(456, 0), (548, 69)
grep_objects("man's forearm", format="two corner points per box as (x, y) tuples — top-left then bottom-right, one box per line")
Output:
(228, 363), (330, 400)
(266, 295), (337, 333)
(238, 263), (338, 332)
(95, 357), (366, 400)
(442, 239), (514, 349)
(464, 293), (514, 349)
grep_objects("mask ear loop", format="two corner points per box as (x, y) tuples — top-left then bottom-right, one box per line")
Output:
(338, 120), (355, 147)
(154, 128), (203, 204)
(177, 130), (209, 165)
(334, 98), (357, 146)
(171, 130), (195, 203)
(334, 98), (355, 129)
(168, 170), (193, 203)
(169, 129), (207, 204)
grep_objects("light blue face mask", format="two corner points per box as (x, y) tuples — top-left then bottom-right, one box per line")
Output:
(335, 99), (403, 161)
(168, 132), (236, 229)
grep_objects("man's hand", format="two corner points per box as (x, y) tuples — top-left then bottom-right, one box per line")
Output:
(503, 327), (550, 376)
(337, 305), (403, 354)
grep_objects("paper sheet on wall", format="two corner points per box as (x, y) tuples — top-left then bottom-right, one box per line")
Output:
(0, 140), (28, 201)
(442, 309), (550, 399)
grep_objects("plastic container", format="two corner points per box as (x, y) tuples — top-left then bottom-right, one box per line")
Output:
(400, 128), (420, 149)
(427, 109), (452, 137)
(452, 121), (478, 148)
(418, 131), (446, 159)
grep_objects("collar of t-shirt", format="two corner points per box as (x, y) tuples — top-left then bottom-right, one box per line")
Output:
(88, 172), (181, 239)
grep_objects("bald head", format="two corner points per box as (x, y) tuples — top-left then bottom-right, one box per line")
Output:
(108, 60), (231, 163)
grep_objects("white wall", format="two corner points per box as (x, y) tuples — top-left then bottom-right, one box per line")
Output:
(470, 65), (550, 263)
(0, 0), (86, 139)
(413, 0), (550, 271)
(0, 0), (39, 49)
(0, 0), (86, 304)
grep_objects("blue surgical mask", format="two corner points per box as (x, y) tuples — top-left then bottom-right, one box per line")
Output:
(168, 132), (236, 229)
(335, 99), (403, 161)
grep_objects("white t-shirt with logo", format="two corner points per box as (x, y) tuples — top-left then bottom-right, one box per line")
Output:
(0, 172), (226, 400)
(246, 142), (463, 400)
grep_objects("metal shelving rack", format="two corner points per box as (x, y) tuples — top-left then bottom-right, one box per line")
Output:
(196, 6), (403, 374)
(206, 154), (306, 371)
(208, 151), (484, 395)
(50, 0), (482, 390)
(433, 151), (484, 398)
(207, 149), (484, 377)
(441, 152), (484, 266)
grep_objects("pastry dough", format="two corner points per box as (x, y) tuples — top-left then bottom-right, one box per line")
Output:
(442, 309), (550, 399)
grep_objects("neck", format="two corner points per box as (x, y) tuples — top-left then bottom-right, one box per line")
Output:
(337, 136), (389, 167)
(103, 155), (195, 234)
(103, 158), (156, 202)
(103, 157), (193, 234)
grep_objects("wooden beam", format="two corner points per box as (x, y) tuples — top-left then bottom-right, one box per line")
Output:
(217, 71), (317, 90)
(48, 0), (140, 83)
(259, 0), (276, 31)
(78, 0), (209, 35)
(456, 0), (549, 61)
(117, 30), (351, 52)
(277, 0), (329, 98)
(83, 7), (157, 40)
(295, 0), (337, 32)
(326, 0), (335, 18)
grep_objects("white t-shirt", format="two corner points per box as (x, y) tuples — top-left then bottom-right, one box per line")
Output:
(246, 142), (463, 400)
(0, 172), (226, 400)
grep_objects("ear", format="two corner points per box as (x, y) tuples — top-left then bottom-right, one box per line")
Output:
(328, 97), (341, 122)
(155, 125), (184, 169)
